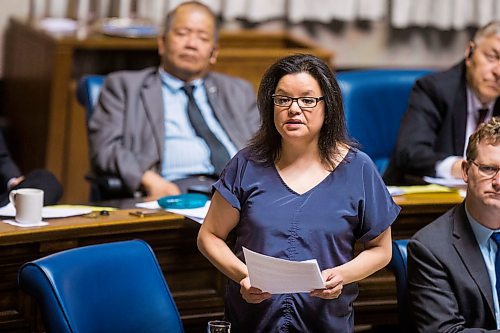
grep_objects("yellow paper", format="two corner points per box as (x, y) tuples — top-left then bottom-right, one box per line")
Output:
(48, 205), (117, 211)
(393, 184), (457, 194)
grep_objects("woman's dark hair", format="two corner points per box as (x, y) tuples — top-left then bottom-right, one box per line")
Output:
(249, 53), (352, 169)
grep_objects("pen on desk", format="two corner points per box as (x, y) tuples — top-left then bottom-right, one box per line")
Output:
(129, 210), (168, 218)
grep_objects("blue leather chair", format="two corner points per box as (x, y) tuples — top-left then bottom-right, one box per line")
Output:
(336, 69), (432, 174)
(77, 75), (130, 201)
(18, 240), (184, 333)
(76, 75), (105, 122)
(387, 239), (413, 332)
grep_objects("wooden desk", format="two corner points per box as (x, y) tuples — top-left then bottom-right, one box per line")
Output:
(0, 192), (463, 332)
(0, 209), (224, 333)
(3, 18), (333, 203)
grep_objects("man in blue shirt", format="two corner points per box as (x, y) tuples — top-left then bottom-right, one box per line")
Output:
(89, 1), (259, 199)
(408, 116), (500, 332)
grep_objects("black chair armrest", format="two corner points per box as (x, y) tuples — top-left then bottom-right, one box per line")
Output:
(85, 173), (132, 201)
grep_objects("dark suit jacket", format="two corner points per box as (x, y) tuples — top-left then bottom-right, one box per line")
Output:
(0, 133), (62, 205)
(0, 132), (21, 193)
(88, 67), (260, 193)
(384, 61), (500, 185)
(408, 203), (500, 332)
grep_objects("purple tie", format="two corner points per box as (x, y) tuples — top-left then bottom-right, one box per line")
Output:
(477, 108), (488, 129)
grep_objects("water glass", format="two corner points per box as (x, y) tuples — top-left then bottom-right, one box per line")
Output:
(207, 320), (231, 333)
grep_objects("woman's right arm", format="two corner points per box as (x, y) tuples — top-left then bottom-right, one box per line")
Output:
(197, 191), (247, 283)
(197, 191), (271, 303)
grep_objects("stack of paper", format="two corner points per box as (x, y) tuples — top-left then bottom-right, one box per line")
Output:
(387, 184), (460, 196)
(0, 203), (96, 218)
(423, 176), (466, 188)
(136, 200), (210, 224)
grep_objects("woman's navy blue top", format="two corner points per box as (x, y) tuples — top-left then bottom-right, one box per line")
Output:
(213, 147), (400, 333)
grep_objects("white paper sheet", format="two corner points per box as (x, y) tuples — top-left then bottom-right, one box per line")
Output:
(423, 176), (466, 188)
(135, 200), (210, 224)
(387, 186), (405, 196)
(39, 18), (77, 33)
(243, 247), (325, 294)
(2, 219), (48, 228)
(0, 203), (92, 219)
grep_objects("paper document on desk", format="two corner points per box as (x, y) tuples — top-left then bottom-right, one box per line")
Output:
(387, 186), (405, 196)
(423, 176), (466, 188)
(387, 184), (458, 196)
(135, 200), (209, 224)
(0, 203), (94, 218)
(243, 247), (325, 294)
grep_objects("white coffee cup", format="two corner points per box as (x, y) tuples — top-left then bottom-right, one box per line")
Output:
(9, 188), (44, 225)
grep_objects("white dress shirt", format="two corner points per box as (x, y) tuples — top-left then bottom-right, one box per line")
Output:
(467, 207), (500, 329)
(158, 68), (237, 180)
(435, 85), (494, 178)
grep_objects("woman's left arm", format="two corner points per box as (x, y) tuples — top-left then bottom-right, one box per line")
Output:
(311, 227), (392, 299)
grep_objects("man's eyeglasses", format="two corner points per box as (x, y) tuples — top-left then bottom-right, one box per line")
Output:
(469, 160), (500, 178)
(272, 95), (324, 108)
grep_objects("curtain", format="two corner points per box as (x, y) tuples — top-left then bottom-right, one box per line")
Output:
(221, 0), (387, 23)
(392, 0), (500, 30)
(40, 0), (500, 30)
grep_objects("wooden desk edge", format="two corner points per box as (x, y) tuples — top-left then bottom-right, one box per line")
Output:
(0, 209), (190, 246)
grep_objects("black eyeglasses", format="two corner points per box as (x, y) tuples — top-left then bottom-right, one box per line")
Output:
(272, 95), (324, 108)
(469, 160), (500, 178)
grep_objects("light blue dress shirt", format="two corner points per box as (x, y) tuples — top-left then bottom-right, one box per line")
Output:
(467, 207), (500, 329)
(158, 68), (237, 180)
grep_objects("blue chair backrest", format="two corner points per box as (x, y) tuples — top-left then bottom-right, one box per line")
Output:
(18, 240), (184, 333)
(388, 239), (412, 332)
(336, 69), (432, 174)
(76, 74), (130, 201)
(77, 75), (105, 121)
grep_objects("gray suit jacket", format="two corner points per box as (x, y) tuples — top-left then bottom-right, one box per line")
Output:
(88, 67), (259, 192)
(408, 203), (500, 332)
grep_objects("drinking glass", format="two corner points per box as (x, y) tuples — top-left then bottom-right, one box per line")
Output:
(207, 320), (231, 333)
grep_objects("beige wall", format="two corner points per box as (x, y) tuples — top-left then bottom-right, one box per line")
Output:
(254, 20), (471, 70)
(0, 1), (471, 77)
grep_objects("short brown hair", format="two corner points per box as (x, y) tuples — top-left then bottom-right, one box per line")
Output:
(466, 116), (500, 160)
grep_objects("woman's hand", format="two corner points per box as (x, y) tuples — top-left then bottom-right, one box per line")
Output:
(240, 277), (271, 304)
(310, 268), (343, 299)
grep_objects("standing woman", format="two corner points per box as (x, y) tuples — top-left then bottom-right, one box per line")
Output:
(197, 54), (400, 332)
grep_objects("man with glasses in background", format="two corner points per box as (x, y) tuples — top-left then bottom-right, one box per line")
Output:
(408, 117), (500, 332)
(384, 21), (500, 185)
(89, 1), (259, 199)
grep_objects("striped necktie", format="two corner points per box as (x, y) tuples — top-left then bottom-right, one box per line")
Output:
(182, 85), (230, 175)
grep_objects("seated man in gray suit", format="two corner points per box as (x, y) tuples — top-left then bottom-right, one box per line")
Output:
(408, 116), (500, 332)
(89, 1), (259, 199)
